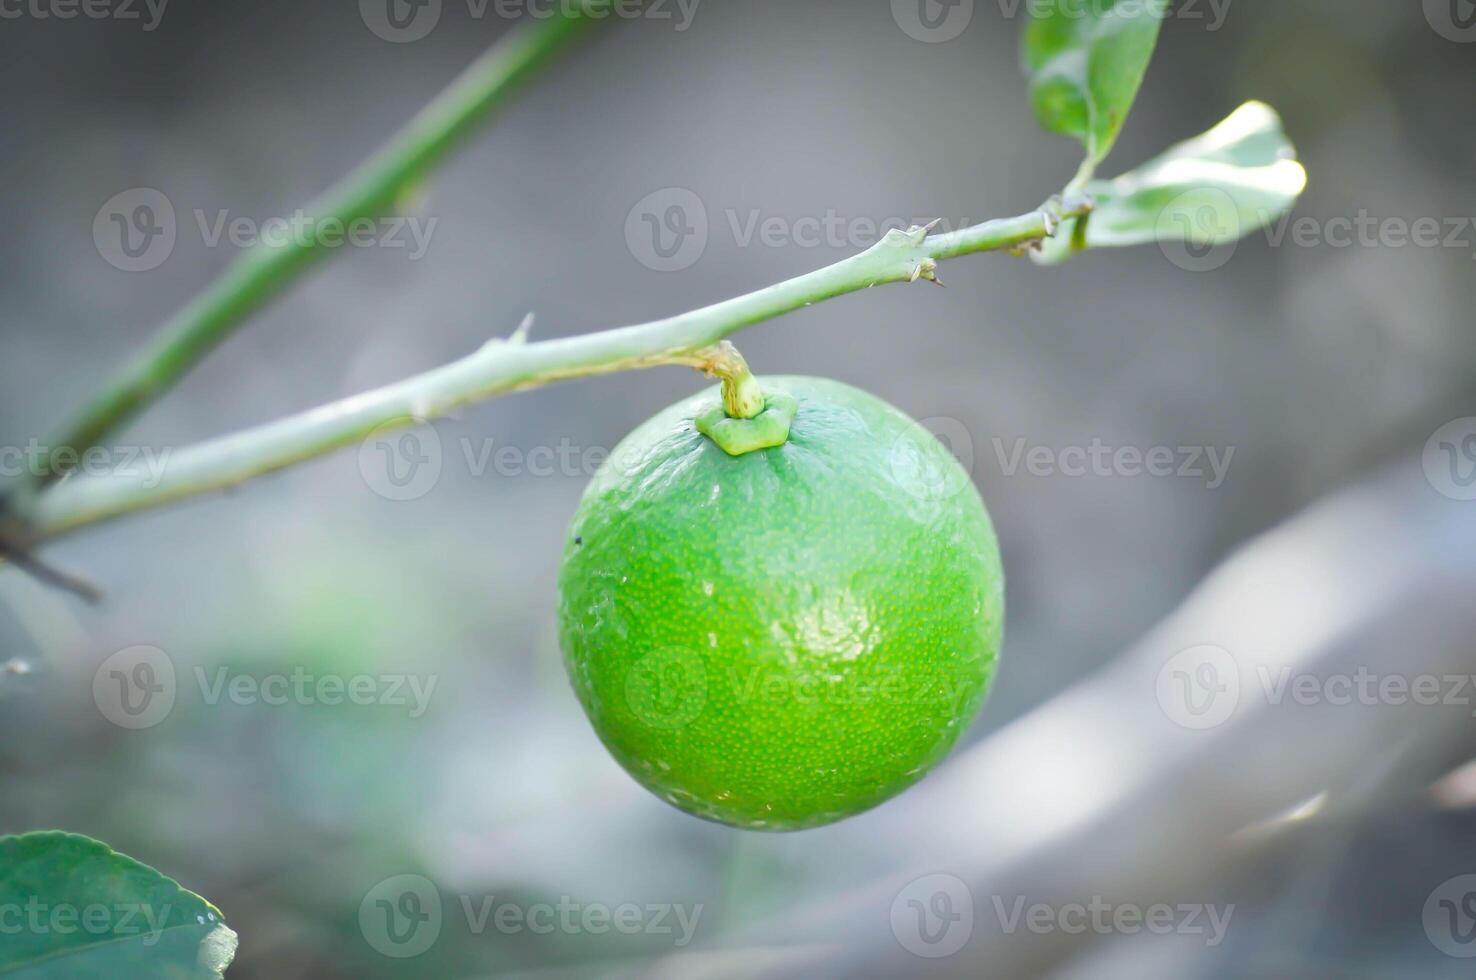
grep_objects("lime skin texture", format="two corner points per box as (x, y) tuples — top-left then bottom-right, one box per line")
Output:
(557, 376), (1004, 831)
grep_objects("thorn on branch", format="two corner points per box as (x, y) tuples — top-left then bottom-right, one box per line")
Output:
(907, 219), (943, 247)
(882, 219), (943, 252)
(479, 312), (537, 354)
(1041, 209), (1060, 239)
(510, 312), (535, 345)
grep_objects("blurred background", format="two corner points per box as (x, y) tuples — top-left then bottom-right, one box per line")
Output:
(2, 0), (1476, 976)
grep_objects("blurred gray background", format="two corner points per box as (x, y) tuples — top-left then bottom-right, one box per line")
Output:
(2, 1), (1475, 977)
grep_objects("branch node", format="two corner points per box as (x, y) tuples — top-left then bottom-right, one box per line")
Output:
(0, 498), (103, 604)
(910, 257), (943, 285)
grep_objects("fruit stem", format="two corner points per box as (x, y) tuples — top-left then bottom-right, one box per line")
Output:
(699, 342), (765, 420)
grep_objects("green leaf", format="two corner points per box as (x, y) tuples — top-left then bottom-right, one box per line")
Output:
(1023, 0), (1169, 172)
(1035, 101), (1308, 264)
(0, 832), (238, 979)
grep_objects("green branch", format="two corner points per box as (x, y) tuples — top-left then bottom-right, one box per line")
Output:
(20, 196), (1091, 543)
(28, 6), (605, 493)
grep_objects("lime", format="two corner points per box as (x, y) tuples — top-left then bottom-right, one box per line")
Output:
(557, 376), (1003, 830)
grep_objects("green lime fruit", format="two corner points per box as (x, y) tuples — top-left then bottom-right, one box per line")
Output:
(557, 376), (1003, 830)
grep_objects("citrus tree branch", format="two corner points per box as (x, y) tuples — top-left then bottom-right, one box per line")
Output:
(19, 197), (1091, 544)
(26, 5), (607, 493)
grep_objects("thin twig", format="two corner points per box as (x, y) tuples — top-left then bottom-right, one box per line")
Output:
(25, 4), (611, 493)
(18, 196), (1091, 543)
(0, 500), (102, 603)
